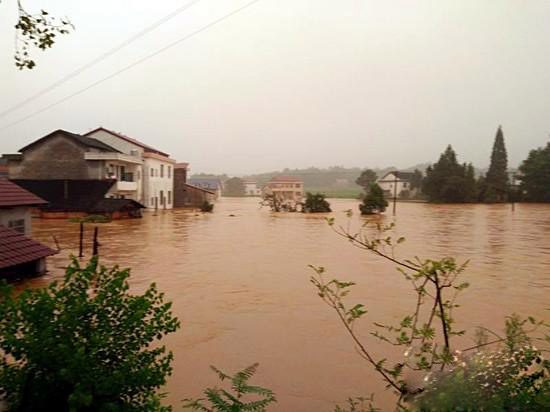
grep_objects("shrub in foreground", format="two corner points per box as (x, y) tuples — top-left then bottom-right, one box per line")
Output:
(0, 257), (180, 412)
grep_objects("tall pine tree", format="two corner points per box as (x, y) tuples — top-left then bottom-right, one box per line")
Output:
(482, 126), (509, 202)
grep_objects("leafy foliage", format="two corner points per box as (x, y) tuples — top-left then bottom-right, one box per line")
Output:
(422, 145), (477, 203)
(334, 395), (380, 412)
(0, 257), (180, 411)
(260, 194), (298, 212)
(355, 169), (378, 191)
(518, 142), (550, 202)
(480, 126), (509, 203)
(303, 192), (332, 213)
(312, 216), (550, 411)
(183, 363), (276, 412)
(68, 214), (111, 223)
(415, 315), (550, 411)
(409, 169), (424, 192)
(359, 183), (388, 215)
(9, 0), (73, 69)
(201, 201), (215, 212)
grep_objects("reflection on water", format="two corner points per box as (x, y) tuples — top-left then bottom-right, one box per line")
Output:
(30, 199), (550, 411)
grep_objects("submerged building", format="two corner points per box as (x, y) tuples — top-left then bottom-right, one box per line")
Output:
(0, 178), (56, 278)
(264, 176), (304, 203)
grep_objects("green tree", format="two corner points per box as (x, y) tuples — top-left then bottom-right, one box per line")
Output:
(409, 169), (423, 192)
(355, 169), (378, 191)
(303, 192), (332, 213)
(422, 145), (477, 203)
(481, 126), (509, 202)
(0, 257), (180, 411)
(518, 142), (550, 202)
(359, 183), (388, 214)
(223, 177), (246, 197)
(2, 1), (73, 69)
(183, 363), (276, 412)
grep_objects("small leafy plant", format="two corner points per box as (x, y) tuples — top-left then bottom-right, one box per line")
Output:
(302, 192), (332, 213)
(0, 257), (180, 411)
(200, 201), (214, 213)
(183, 363), (276, 412)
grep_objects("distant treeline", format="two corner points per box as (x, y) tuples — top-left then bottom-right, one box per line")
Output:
(191, 164), (431, 191)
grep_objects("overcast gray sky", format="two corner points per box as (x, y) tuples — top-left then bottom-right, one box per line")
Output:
(1, 0), (549, 175)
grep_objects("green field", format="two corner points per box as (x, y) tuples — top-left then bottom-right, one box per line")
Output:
(304, 187), (363, 199)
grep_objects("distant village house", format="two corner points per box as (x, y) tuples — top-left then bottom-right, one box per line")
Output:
(377, 171), (417, 198)
(173, 164), (216, 208)
(244, 181), (261, 196)
(187, 178), (222, 199)
(264, 176), (304, 203)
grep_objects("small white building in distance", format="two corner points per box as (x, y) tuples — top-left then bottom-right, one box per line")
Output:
(377, 171), (415, 198)
(85, 127), (176, 209)
(244, 181), (261, 196)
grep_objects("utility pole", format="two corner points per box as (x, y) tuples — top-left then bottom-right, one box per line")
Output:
(511, 174), (516, 212)
(393, 175), (398, 216)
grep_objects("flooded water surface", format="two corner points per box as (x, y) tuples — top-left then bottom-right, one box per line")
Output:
(31, 199), (550, 411)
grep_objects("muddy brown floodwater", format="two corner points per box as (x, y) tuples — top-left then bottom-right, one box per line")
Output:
(29, 198), (550, 411)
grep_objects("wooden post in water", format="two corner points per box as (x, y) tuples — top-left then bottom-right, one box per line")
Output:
(92, 227), (99, 256)
(392, 175), (398, 216)
(78, 222), (84, 258)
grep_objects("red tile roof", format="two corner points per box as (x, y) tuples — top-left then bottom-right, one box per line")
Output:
(0, 177), (47, 208)
(84, 127), (170, 157)
(0, 225), (57, 269)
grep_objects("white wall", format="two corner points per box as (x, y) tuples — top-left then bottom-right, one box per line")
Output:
(378, 173), (410, 197)
(0, 207), (32, 236)
(87, 129), (144, 157)
(143, 157), (174, 209)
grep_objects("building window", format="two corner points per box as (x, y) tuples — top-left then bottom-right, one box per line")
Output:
(160, 165), (164, 178)
(295, 184), (300, 188)
(137, 170), (141, 180)
(150, 168), (154, 177)
(168, 191), (172, 204)
(168, 166), (171, 178)
(403, 182), (408, 188)
(8, 219), (25, 234)
(160, 190), (164, 205)
(151, 197), (154, 206)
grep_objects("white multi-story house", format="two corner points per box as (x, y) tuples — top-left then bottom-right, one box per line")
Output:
(377, 171), (415, 198)
(264, 176), (304, 202)
(85, 127), (176, 209)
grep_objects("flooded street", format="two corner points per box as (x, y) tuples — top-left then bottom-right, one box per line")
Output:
(30, 198), (550, 411)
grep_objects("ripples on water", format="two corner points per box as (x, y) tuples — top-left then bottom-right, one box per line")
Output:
(30, 199), (550, 411)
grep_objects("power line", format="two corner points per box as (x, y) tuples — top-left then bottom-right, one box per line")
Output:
(0, 0), (262, 132)
(0, 0), (202, 120)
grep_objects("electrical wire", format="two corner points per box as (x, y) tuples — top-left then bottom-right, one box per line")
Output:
(0, 0), (202, 120)
(1, 0), (262, 132)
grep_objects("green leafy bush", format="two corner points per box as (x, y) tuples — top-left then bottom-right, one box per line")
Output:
(183, 363), (276, 412)
(68, 214), (111, 223)
(359, 183), (388, 215)
(200, 201), (214, 213)
(0, 257), (180, 412)
(303, 192), (332, 213)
